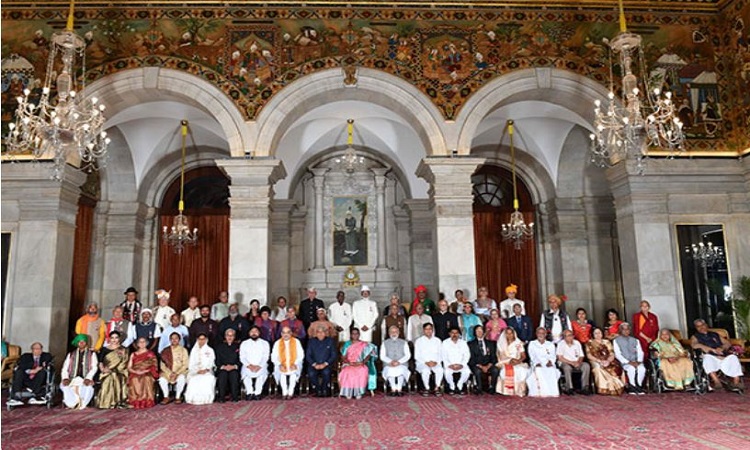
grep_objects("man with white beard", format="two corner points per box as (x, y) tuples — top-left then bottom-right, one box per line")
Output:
(352, 285), (378, 343)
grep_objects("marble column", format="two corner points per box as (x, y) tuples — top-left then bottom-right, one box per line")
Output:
(607, 161), (678, 325)
(372, 168), (388, 269)
(311, 168), (328, 270)
(216, 158), (286, 308)
(416, 157), (485, 299)
(1, 163), (86, 360)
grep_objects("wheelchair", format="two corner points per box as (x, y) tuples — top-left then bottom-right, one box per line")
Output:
(646, 349), (709, 395)
(7, 363), (57, 410)
(690, 348), (744, 395)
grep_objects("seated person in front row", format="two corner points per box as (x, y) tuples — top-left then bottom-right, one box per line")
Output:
(414, 323), (443, 396)
(215, 329), (242, 403)
(650, 328), (695, 391)
(185, 332), (216, 405)
(97, 331), (129, 409)
(127, 336), (159, 409)
(240, 325), (270, 400)
(7, 342), (53, 407)
(613, 323), (646, 395)
(468, 325), (499, 394)
(339, 328), (377, 400)
(527, 327), (560, 397)
(496, 327), (529, 396)
(556, 329), (591, 395)
(272, 326), (304, 400)
(60, 334), (98, 410)
(442, 327), (471, 395)
(381, 325), (411, 396)
(691, 318), (744, 393)
(159, 332), (189, 404)
(306, 325), (338, 397)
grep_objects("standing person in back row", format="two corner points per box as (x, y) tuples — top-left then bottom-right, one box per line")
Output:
(352, 285), (379, 343)
(211, 291), (231, 322)
(300, 287), (325, 332)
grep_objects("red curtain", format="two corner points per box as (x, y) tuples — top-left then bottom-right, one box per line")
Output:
(473, 210), (539, 322)
(69, 197), (96, 340)
(158, 214), (229, 312)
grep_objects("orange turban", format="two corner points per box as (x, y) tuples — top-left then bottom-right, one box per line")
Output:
(505, 284), (518, 295)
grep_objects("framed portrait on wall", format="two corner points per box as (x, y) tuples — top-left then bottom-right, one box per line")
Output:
(332, 196), (368, 266)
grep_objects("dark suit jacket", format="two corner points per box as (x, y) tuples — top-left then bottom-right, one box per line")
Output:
(17, 352), (53, 375)
(468, 339), (497, 367)
(507, 315), (534, 342)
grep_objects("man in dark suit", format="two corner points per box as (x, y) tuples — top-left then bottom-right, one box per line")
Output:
(432, 299), (460, 341)
(7, 342), (53, 406)
(299, 287), (325, 332)
(468, 325), (499, 394)
(507, 303), (534, 343)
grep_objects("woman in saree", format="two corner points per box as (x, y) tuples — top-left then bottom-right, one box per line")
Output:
(650, 328), (695, 390)
(495, 327), (528, 396)
(484, 308), (507, 342)
(127, 337), (158, 408)
(338, 328), (377, 399)
(96, 330), (129, 409)
(585, 327), (625, 396)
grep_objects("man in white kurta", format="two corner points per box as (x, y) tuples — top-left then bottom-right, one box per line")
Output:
(499, 284), (526, 319)
(415, 323), (444, 395)
(352, 285), (378, 343)
(407, 303), (433, 342)
(527, 327), (560, 397)
(153, 289), (177, 333)
(272, 326), (304, 399)
(240, 325), (271, 400)
(184, 333), (216, 405)
(441, 328), (471, 394)
(380, 326), (411, 395)
(328, 290), (353, 342)
(613, 323), (646, 394)
(60, 334), (98, 409)
(691, 319), (744, 391)
(181, 296), (201, 328)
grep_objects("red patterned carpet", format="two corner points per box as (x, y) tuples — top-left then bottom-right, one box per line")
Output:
(2, 389), (749, 449)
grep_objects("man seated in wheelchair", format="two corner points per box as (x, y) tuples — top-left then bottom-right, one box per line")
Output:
(649, 329), (696, 391)
(7, 342), (53, 406)
(690, 319), (744, 393)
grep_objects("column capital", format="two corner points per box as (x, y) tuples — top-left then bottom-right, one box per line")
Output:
(2, 162), (87, 225)
(416, 157), (485, 185)
(215, 158), (287, 187)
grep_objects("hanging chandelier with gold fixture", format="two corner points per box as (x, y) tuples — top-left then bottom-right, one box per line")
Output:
(499, 120), (535, 250)
(3, 0), (109, 181)
(334, 119), (365, 173)
(589, 0), (684, 174)
(162, 120), (198, 254)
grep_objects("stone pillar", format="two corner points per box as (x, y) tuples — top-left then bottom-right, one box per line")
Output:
(311, 168), (328, 270)
(607, 161), (678, 324)
(216, 158), (286, 308)
(372, 168), (388, 269)
(1, 163), (86, 360)
(416, 157), (484, 299)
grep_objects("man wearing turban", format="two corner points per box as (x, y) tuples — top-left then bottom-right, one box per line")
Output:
(499, 284), (526, 319)
(60, 334), (98, 409)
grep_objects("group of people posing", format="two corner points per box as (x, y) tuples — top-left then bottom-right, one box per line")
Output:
(7, 283), (744, 409)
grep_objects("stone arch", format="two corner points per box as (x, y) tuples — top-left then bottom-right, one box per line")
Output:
(82, 67), (251, 157)
(454, 68), (611, 154)
(253, 68), (448, 157)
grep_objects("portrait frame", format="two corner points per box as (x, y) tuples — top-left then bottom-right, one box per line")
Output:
(332, 196), (368, 266)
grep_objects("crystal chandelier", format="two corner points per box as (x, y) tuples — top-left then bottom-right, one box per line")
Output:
(687, 242), (724, 268)
(589, 0), (684, 174)
(500, 120), (535, 250)
(162, 120), (198, 254)
(3, 0), (109, 181)
(334, 119), (365, 173)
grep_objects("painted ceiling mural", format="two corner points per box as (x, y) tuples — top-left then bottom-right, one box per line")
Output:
(1, 1), (749, 154)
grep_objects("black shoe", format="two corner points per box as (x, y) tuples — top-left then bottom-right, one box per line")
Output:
(421, 390), (430, 397)
(563, 388), (574, 396)
(448, 389), (456, 396)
